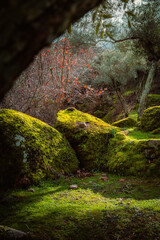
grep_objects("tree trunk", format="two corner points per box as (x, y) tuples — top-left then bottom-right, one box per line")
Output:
(0, 0), (102, 100)
(138, 61), (157, 119)
(112, 78), (129, 117)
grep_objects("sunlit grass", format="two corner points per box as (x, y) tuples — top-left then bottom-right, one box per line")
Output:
(0, 173), (160, 239)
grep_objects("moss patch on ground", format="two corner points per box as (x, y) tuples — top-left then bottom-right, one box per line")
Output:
(0, 109), (78, 189)
(54, 108), (117, 171)
(0, 173), (160, 240)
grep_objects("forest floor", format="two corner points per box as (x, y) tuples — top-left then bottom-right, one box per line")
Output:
(0, 172), (160, 240)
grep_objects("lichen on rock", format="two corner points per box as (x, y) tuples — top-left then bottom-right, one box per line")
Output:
(54, 108), (118, 171)
(140, 105), (160, 131)
(0, 109), (79, 189)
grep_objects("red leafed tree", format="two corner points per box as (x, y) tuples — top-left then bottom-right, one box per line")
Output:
(1, 36), (104, 124)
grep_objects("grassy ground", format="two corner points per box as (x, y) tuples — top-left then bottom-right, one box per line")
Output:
(121, 127), (160, 141)
(0, 173), (160, 240)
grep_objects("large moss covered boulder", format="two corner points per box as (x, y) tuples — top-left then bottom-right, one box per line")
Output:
(55, 108), (118, 170)
(140, 106), (160, 132)
(107, 137), (160, 177)
(112, 117), (137, 128)
(0, 109), (79, 189)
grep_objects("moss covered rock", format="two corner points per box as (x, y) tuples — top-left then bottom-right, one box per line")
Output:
(140, 106), (160, 132)
(0, 109), (78, 189)
(112, 117), (137, 128)
(107, 137), (160, 177)
(55, 108), (117, 171)
(146, 94), (160, 108)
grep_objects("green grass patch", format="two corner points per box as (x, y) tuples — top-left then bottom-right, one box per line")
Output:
(0, 173), (160, 240)
(120, 127), (160, 141)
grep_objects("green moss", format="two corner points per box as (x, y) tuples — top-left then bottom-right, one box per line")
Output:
(0, 109), (79, 189)
(107, 137), (160, 177)
(152, 128), (160, 134)
(146, 94), (160, 108)
(112, 117), (137, 128)
(93, 110), (105, 118)
(0, 174), (160, 240)
(140, 106), (160, 131)
(55, 108), (117, 171)
(102, 108), (114, 123)
(123, 90), (135, 96)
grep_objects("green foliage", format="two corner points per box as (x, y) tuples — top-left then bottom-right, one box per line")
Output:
(93, 49), (147, 88)
(0, 109), (78, 189)
(129, 1), (160, 61)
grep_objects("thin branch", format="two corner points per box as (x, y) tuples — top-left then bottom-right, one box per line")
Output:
(110, 36), (139, 43)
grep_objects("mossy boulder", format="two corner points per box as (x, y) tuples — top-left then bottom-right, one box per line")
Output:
(107, 137), (160, 177)
(140, 106), (160, 132)
(146, 94), (160, 108)
(112, 117), (137, 128)
(55, 108), (117, 171)
(0, 109), (78, 189)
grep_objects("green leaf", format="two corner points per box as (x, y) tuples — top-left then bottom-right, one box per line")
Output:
(105, 23), (113, 28)
(102, 14), (112, 19)
(67, 25), (72, 34)
(100, 31), (104, 39)
(92, 11), (97, 23)
(128, 19), (131, 29)
(120, 0), (129, 3)
(96, 22), (100, 35)
(125, 11), (135, 17)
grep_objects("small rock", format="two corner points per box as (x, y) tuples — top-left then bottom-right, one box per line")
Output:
(89, 181), (93, 183)
(78, 122), (87, 128)
(69, 184), (78, 189)
(28, 188), (35, 192)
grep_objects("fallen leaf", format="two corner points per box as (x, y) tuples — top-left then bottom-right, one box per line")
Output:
(81, 182), (87, 185)
(119, 179), (125, 182)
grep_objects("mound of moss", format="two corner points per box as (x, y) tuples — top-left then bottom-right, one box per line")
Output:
(55, 108), (118, 170)
(0, 109), (78, 189)
(140, 106), (160, 132)
(112, 117), (137, 128)
(107, 137), (160, 177)
(146, 94), (160, 108)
